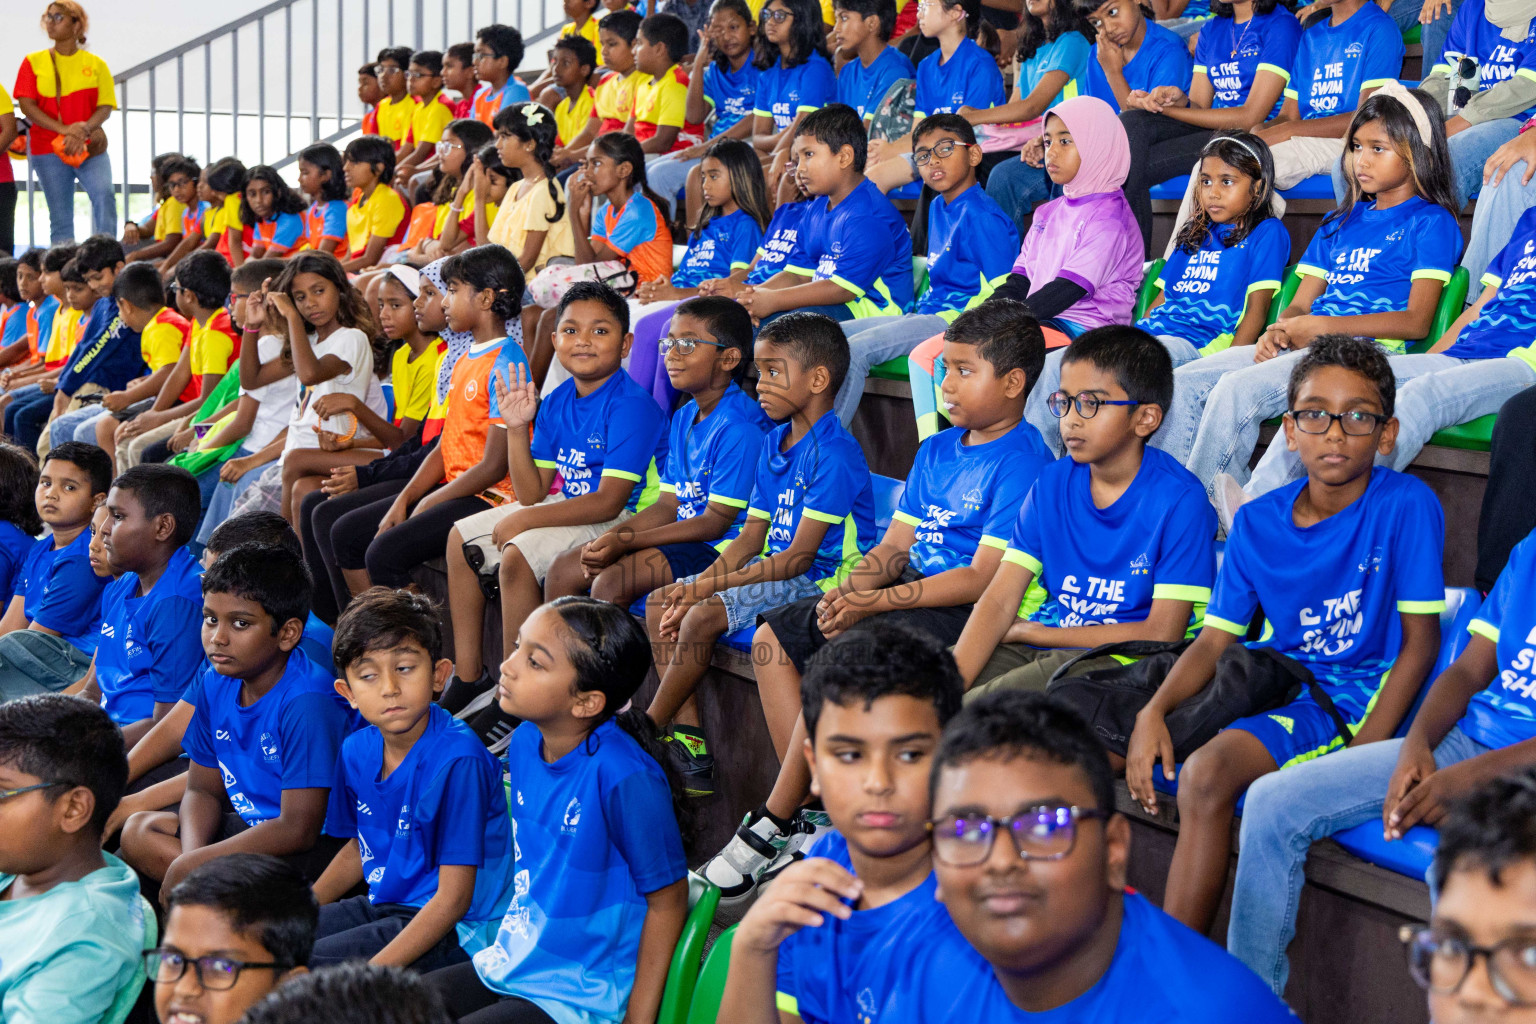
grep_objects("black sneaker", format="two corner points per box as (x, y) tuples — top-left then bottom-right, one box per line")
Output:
(440, 671), (493, 717)
(462, 541), (501, 600)
(469, 704), (521, 756)
(667, 727), (716, 797)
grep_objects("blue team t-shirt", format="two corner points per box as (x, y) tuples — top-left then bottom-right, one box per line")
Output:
(1015, 32), (1090, 113)
(0, 303), (27, 351)
(325, 705), (514, 949)
(838, 46), (916, 119)
(1086, 22), (1193, 107)
(184, 649), (357, 826)
(16, 530), (108, 654)
(1005, 446), (1217, 633)
(472, 719), (687, 1023)
(703, 58), (761, 132)
(775, 831), (951, 1024)
(893, 420), (1051, 577)
(1439, 0), (1536, 117)
(746, 410), (877, 586)
(661, 384), (773, 547)
(1446, 203), (1536, 362)
(95, 546), (206, 724)
(1195, 9), (1302, 118)
(1297, 196), (1464, 352)
(0, 522), (29, 609)
(58, 298), (145, 396)
(753, 52), (838, 131)
(32, 295), (58, 359)
(748, 200), (810, 285)
(1207, 467), (1447, 718)
(1286, 2), (1404, 120)
(1459, 533), (1536, 749)
(918, 183), (1020, 318)
(1139, 217), (1290, 351)
(672, 209), (765, 288)
(786, 178), (913, 317)
(530, 371), (669, 513)
(915, 37), (1008, 118)
(299, 611), (336, 676)
(876, 892), (1297, 1023)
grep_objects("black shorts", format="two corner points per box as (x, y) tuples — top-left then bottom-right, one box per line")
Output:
(219, 813), (350, 884)
(656, 541), (720, 579)
(758, 566), (976, 674)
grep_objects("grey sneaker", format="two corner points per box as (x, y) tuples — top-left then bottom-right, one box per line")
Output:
(1213, 472), (1252, 536)
(700, 809), (805, 903)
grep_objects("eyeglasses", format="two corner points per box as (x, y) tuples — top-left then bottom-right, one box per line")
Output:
(406, 70), (435, 80)
(0, 781), (62, 801)
(913, 139), (975, 166)
(660, 337), (728, 355)
(926, 806), (1107, 867)
(473, 50), (499, 62)
(762, 8), (793, 21)
(374, 64), (403, 77)
(1045, 390), (1140, 419)
(43, 12), (69, 23)
(1287, 408), (1388, 436)
(143, 949), (285, 991)
(436, 140), (464, 154)
(1401, 925), (1536, 1006)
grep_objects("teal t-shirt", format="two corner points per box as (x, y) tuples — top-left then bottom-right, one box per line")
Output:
(0, 853), (144, 1024)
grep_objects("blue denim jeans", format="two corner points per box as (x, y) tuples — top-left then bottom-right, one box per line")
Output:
(49, 403), (107, 450)
(1242, 354), (1536, 496)
(836, 313), (949, 427)
(1032, 335), (1202, 457)
(30, 151), (116, 243)
(985, 158), (1055, 236)
(1151, 344), (1289, 493)
(1462, 160), (1536, 285)
(194, 449), (266, 548)
(1421, 0), (1464, 77)
(1229, 725), (1489, 994)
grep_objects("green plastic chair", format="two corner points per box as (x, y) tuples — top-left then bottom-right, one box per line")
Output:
(1413, 265), (1470, 353)
(656, 882), (723, 1024)
(1269, 265), (1301, 323)
(104, 895), (158, 1024)
(685, 923), (737, 1024)
(912, 255), (929, 301)
(1429, 412), (1496, 452)
(1134, 259), (1166, 321)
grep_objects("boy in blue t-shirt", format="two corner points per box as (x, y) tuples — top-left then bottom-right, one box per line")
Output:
(865, 0), (1005, 193)
(0, 442), (112, 699)
(833, 0), (916, 120)
(743, 104), (914, 325)
(1082, 0), (1194, 112)
(118, 544), (356, 891)
(1126, 336), (1445, 940)
(1231, 523), (1536, 992)
(702, 300), (1050, 898)
(314, 589), (514, 972)
(719, 626), (962, 1020)
(550, 297), (772, 613)
(86, 464), (207, 746)
(951, 326), (1218, 695)
(838, 113), (1019, 426)
(645, 311), (876, 791)
(445, 282), (666, 728)
(879, 690), (1295, 1021)
(0, 695), (145, 1024)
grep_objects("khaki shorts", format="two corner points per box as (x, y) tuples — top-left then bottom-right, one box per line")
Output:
(964, 645), (1126, 703)
(456, 495), (633, 583)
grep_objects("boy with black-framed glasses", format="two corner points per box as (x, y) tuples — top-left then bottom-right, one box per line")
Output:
(150, 853), (316, 1024)
(951, 324), (1217, 697)
(877, 690), (1293, 1019)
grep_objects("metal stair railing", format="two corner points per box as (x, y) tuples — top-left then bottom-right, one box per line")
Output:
(20, 0), (563, 247)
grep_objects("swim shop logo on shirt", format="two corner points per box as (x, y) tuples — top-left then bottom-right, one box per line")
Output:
(770, 472), (811, 547)
(1505, 238), (1536, 291)
(1310, 50), (1361, 113)
(816, 241), (847, 279)
(558, 445), (600, 495)
(1296, 547), (1383, 659)
(1330, 245), (1384, 286)
(1057, 568), (1150, 625)
(1211, 40), (1266, 94)
(764, 227), (799, 261)
(1498, 625), (1536, 699)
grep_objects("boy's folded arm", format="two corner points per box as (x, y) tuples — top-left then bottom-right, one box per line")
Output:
(1021, 597), (1197, 650)
(866, 540), (1007, 613)
(1403, 633), (1500, 752)
(206, 786), (332, 859)
(121, 704), (177, 749)
(763, 278), (856, 309)
(837, 525), (915, 593)
(179, 762), (230, 851)
(0, 595), (26, 636)
(125, 362), (177, 401)
(1352, 611), (1442, 746)
(372, 864), (479, 969)
(687, 519), (769, 594)
(508, 475), (638, 532)
(952, 558), (1038, 686)
(626, 498), (740, 549)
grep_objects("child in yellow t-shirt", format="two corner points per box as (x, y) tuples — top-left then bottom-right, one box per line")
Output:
(626, 14), (700, 155)
(341, 138), (409, 274)
(485, 104), (577, 274)
(373, 46), (418, 152)
(583, 10), (643, 165)
(123, 153), (188, 264)
(552, 39), (599, 150)
(396, 49), (458, 185)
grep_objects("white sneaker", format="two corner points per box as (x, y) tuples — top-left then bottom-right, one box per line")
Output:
(1213, 472), (1253, 535)
(700, 809), (811, 903)
(758, 808), (833, 888)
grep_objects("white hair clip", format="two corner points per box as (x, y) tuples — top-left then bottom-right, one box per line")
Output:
(523, 104), (546, 126)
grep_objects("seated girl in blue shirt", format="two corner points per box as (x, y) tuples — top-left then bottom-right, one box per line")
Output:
(421, 597), (690, 1024)
(1157, 84), (1464, 500)
(752, 0), (838, 191)
(1084, 0), (1194, 114)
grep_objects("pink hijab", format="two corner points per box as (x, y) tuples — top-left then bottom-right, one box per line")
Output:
(1044, 96), (1131, 199)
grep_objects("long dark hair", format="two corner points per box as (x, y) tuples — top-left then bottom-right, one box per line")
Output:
(592, 131), (673, 223)
(274, 251), (387, 375)
(1174, 132), (1276, 254)
(696, 138), (772, 239)
(1018, 0), (1093, 64)
(431, 118), (494, 206)
(1326, 87), (1458, 230)
(0, 444), (42, 536)
(238, 165), (307, 227)
(753, 0), (831, 70)
(493, 103), (566, 225)
(1209, 0), (1281, 18)
(547, 597), (697, 852)
(298, 144), (348, 203)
